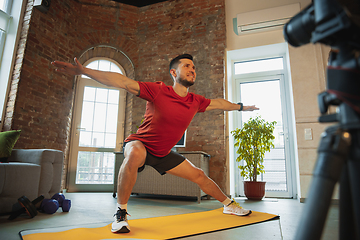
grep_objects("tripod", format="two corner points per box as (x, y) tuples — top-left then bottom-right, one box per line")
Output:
(294, 46), (360, 240)
(283, 0), (360, 238)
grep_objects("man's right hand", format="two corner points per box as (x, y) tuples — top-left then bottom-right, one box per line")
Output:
(51, 57), (84, 76)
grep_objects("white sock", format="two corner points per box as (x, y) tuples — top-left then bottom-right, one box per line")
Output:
(221, 198), (233, 206)
(116, 203), (127, 211)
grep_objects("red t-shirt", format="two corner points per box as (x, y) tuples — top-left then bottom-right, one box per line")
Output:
(125, 81), (211, 157)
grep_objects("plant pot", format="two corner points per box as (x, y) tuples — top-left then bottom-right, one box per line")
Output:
(243, 181), (266, 200)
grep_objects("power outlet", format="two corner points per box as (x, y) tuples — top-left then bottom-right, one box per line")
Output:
(304, 128), (313, 140)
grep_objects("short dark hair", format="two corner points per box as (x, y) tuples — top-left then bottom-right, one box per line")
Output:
(169, 54), (193, 77)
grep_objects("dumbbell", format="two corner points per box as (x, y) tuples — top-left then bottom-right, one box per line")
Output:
(51, 193), (65, 206)
(62, 199), (71, 212)
(40, 193), (71, 214)
(52, 193), (71, 212)
(8, 195), (44, 220)
(40, 198), (59, 214)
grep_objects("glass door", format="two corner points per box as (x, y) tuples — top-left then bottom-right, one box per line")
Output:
(235, 76), (292, 197)
(233, 57), (296, 198)
(228, 44), (297, 199)
(67, 59), (126, 192)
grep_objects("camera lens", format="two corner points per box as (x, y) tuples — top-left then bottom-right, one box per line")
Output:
(283, 4), (316, 47)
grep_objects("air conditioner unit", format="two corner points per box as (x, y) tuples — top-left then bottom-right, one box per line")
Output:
(233, 3), (300, 35)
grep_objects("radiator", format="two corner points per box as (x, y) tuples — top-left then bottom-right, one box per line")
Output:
(113, 151), (210, 203)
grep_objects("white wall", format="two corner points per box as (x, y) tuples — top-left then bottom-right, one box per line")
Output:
(224, 0), (335, 200)
(225, 0), (311, 51)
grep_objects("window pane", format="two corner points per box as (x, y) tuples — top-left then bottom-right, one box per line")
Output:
(83, 86), (96, 101)
(106, 104), (118, 133)
(108, 89), (119, 104)
(0, 0), (6, 12)
(99, 60), (111, 71)
(104, 133), (116, 148)
(80, 101), (94, 131)
(79, 131), (92, 146)
(76, 151), (115, 184)
(87, 61), (98, 70)
(93, 102), (107, 132)
(95, 88), (108, 103)
(0, 12), (9, 31)
(235, 57), (283, 75)
(240, 80), (282, 123)
(92, 132), (105, 147)
(110, 62), (123, 74)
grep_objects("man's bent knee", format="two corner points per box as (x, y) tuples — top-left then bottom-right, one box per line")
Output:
(122, 141), (146, 170)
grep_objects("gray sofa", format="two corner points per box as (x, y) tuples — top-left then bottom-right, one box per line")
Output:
(0, 149), (64, 214)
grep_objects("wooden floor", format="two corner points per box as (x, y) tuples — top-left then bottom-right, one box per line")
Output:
(0, 193), (339, 240)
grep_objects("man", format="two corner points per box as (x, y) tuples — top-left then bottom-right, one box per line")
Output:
(52, 54), (259, 234)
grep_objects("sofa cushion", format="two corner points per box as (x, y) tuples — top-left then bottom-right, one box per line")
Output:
(0, 162), (41, 213)
(0, 130), (21, 162)
(8, 149), (64, 199)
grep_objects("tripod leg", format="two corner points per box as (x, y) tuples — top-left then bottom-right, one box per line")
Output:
(339, 162), (357, 239)
(295, 126), (350, 240)
(341, 145), (360, 240)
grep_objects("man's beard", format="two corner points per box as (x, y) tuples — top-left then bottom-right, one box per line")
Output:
(179, 77), (194, 88)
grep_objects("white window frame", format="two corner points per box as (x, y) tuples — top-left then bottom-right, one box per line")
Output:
(226, 42), (300, 199)
(0, 0), (26, 128)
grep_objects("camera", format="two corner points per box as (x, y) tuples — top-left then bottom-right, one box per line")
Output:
(283, 0), (360, 50)
(284, 0), (360, 119)
(284, 1), (360, 239)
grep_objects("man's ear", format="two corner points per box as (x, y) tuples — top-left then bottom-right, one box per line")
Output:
(170, 69), (177, 78)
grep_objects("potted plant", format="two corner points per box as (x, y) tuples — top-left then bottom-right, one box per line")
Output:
(231, 116), (276, 200)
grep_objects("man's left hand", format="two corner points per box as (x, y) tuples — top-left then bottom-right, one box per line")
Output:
(243, 105), (259, 111)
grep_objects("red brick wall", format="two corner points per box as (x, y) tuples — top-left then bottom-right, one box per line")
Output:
(135, 0), (227, 190)
(4, 0), (227, 192)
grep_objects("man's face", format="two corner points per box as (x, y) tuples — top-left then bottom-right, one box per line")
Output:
(174, 59), (196, 87)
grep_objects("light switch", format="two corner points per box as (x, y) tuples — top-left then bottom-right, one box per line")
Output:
(304, 128), (313, 140)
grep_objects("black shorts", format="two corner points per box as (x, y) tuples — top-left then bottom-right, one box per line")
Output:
(123, 141), (186, 175)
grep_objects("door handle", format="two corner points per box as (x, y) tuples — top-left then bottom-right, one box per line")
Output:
(75, 128), (86, 136)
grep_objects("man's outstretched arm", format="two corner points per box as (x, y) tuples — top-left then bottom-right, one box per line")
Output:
(51, 57), (140, 96)
(205, 98), (259, 112)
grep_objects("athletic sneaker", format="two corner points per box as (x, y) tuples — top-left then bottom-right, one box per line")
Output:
(111, 207), (130, 233)
(223, 200), (252, 216)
